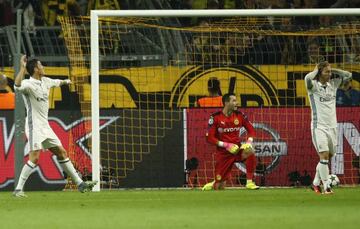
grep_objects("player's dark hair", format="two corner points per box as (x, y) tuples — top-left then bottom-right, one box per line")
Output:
(26, 58), (39, 76)
(208, 77), (221, 95)
(222, 93), (235, 106)
(316, 60), (330, 80)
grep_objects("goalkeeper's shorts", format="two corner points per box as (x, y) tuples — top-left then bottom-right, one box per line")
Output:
(214, 150), (245, 182)
(311, 127), (337, 156)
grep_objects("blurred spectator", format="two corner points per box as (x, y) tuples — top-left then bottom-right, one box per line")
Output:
(346, 34), (360, 64)
(13, 1), (43, 29)
(239, 0), (259, 9)
(175, 0), (194, 26)
(87, 0), (120, 13)
(302, 39), (325, 64)
(191, 0), (206, 9)
(303, 0), (318, 8)
(207, 0), (221, 9)
(68, 0), (81, 17)
(0, 0), (14, 26)
(227, 34), (253, 64)
(291, 0), (318, 29)
(330, 0), (360, 8)
(336, 79), (360, 106)
(42, 0), (66, 26)
(190, 20), (211, 63)
(317, 0), (337, 8)
(0, 74), (15, 109)
(41, 0), (83, 25)
(196, 77), (223, 107)
(23, 1), (35, 33)
(77, 0), (88, 15)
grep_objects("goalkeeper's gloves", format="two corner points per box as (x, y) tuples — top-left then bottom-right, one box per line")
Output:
(240, 137), (254, 153)
(217, 141), (239, 154)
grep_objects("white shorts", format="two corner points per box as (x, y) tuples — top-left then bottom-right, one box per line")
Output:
(25, 124), (62, 151)
(311, 127), (337, 155)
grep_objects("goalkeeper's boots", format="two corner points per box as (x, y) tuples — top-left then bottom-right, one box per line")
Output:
(323, 187), (334, 195)
(311, 184), (322, 194)
(13, 190), (27, 198)
(246, 181), (260, 190)
(78, 181), (98, 193)
(202, 181), (215, 191)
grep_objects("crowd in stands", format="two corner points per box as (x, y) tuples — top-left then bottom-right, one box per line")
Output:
(1, 0), (360, 27)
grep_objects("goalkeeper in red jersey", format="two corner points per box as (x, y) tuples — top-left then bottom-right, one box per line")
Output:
(202, 93), (259, 190)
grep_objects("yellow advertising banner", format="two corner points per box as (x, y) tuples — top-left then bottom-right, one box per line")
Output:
(3, 64), (358, 108)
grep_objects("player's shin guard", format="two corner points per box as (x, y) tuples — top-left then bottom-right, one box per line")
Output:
(58, 158), (83, 185)
(15, 160), (37, 191)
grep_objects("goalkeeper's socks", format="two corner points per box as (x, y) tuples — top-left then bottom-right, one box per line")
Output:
(15, 160), (36, 191)
(58, 158), (83, 185)
(313, 163), (321, 186)
(245, 154), (256, 180)
(318, 160), (329, 189)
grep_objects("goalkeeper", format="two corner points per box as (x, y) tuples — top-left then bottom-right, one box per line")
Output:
(202, 93), (259, 191)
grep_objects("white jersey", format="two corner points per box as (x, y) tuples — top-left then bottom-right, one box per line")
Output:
(14, 76), (62, 150)
(305, 70), (342, 129)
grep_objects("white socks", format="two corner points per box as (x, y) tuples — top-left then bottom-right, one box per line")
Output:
(58, 158), (83, 185)
(313, 163), (321, 186)
(15, 160), (36, 191)
(317, 160), (329, 189)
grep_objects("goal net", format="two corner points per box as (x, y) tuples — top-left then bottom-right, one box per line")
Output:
(58, 10), (360, 190)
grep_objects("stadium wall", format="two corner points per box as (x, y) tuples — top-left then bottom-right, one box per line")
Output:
(3, 65), (359, 109)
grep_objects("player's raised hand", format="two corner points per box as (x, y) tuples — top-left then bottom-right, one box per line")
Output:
(314, 64), (319, 72)
(63, 79), (72, 85)
(20, 55), (27, 69)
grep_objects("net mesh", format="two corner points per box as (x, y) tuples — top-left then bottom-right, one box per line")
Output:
(58, 15), (360, 188)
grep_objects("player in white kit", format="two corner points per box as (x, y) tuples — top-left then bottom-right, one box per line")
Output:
(305, 61), (352, 194)
(13, 55), (96, 197)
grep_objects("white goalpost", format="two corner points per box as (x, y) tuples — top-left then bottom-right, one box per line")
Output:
(90, 8), (360, 191)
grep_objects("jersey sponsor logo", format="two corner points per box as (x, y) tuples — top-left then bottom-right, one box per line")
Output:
(223, 127), (241, 133)
(0, 116), (118, 189)
(319, 96), (335, 102)
(235, 123), (288, 174)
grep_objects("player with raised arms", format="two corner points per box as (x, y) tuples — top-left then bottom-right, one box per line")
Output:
(13, 55), (97, 197)
(305, 61), (352, 194)
(202, 93), (259, 190)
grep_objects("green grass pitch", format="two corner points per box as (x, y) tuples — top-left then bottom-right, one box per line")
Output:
(1, 187), (359, 229)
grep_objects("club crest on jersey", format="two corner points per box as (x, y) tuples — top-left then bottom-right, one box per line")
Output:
(234, 119), (239, 125)
(208, 116), (214, 126)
